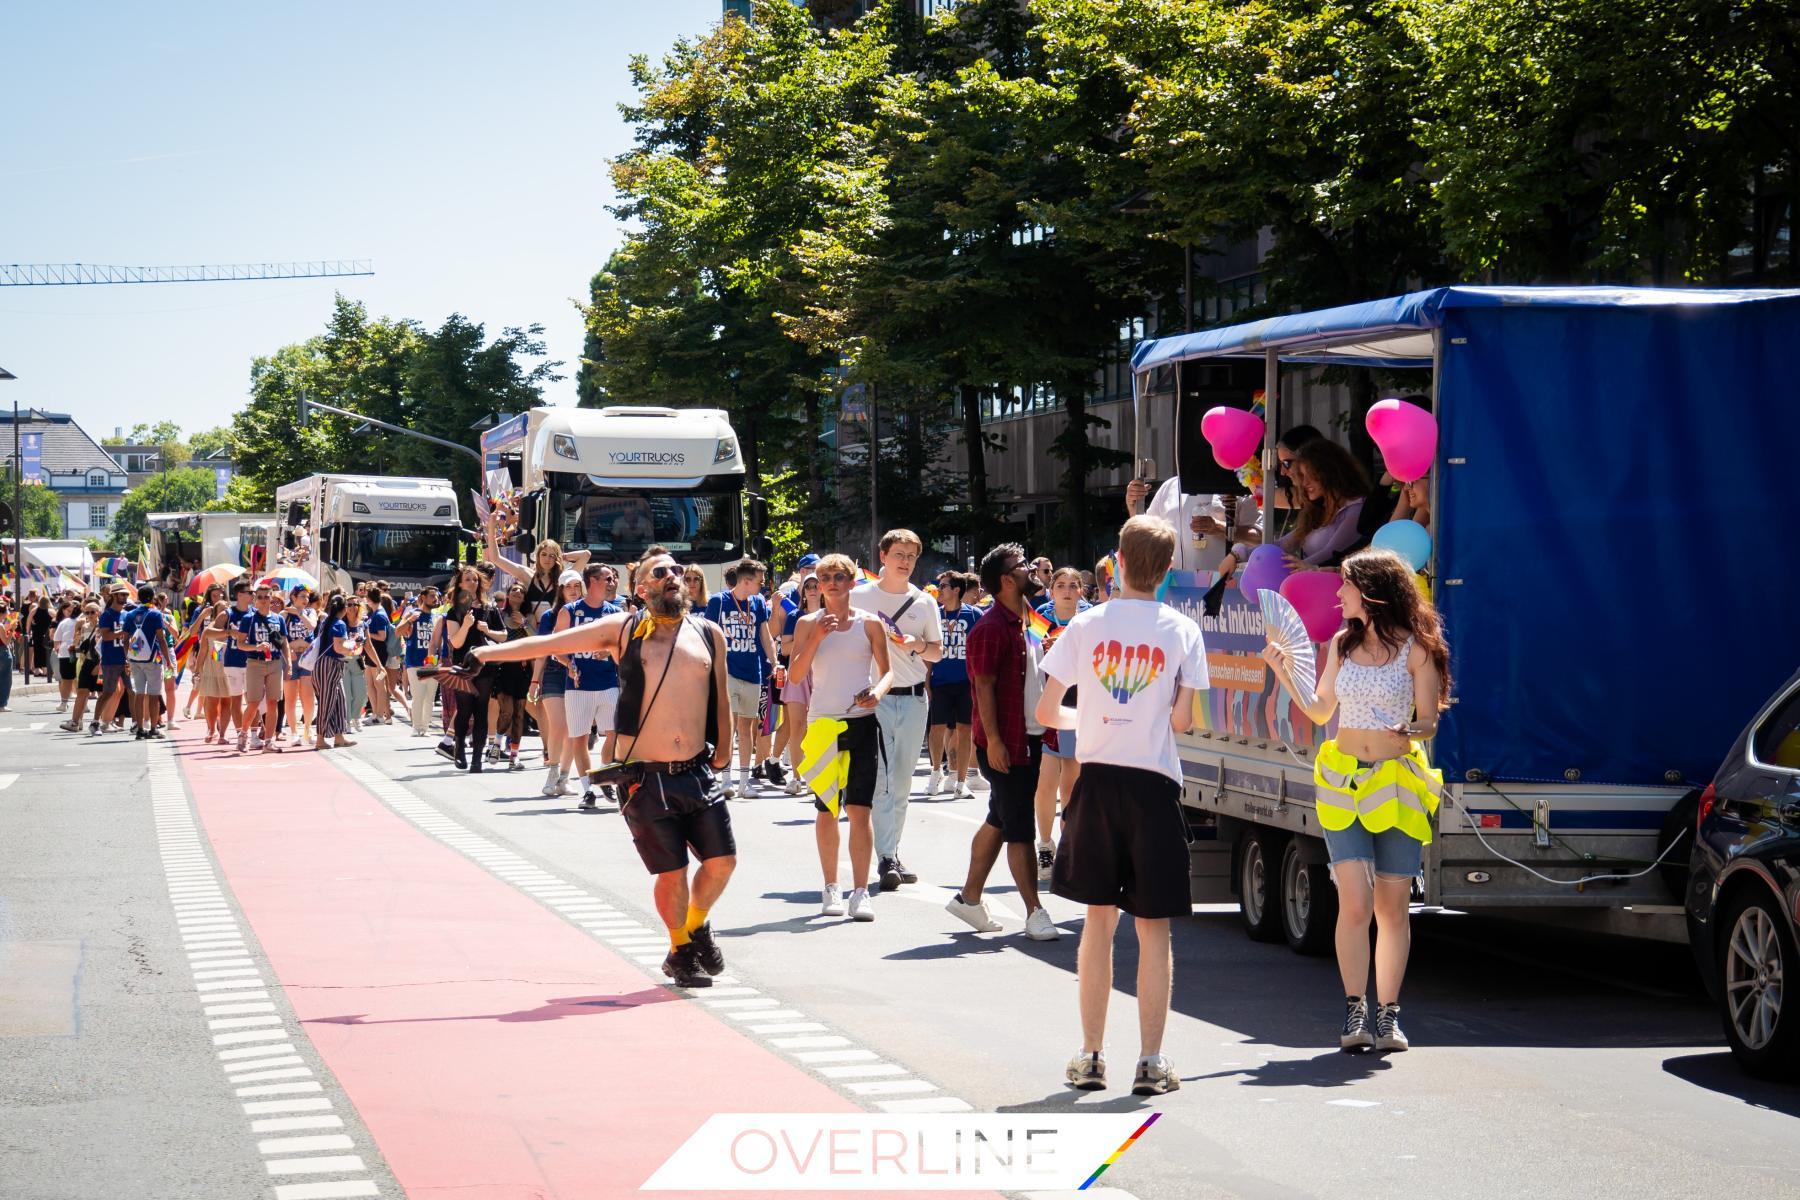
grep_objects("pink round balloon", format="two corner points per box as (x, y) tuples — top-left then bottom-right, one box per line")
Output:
(1365, 399), (1437, 482)
(1279, 570), (1344, 643)
(1200, 406), (1266, 471)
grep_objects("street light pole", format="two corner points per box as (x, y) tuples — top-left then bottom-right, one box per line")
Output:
(2, 366), (18, 614)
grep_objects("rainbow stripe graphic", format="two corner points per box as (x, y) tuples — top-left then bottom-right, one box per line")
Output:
(1023, 606), (1052, 650)
(1078, 1111), (1159, 1190)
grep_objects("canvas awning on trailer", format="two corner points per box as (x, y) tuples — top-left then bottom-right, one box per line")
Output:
(1129, 285), (1800, 372)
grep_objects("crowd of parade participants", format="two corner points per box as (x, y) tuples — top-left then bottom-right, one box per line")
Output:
(3, 446), (1449, 1093)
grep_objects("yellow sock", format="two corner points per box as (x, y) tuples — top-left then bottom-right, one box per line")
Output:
(669, 925), (691, 949)
(683, 904), (709, 935)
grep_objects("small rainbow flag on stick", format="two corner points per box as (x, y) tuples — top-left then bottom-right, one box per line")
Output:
(1024, 606), (1052, 650)
(857, 565), (880, 585)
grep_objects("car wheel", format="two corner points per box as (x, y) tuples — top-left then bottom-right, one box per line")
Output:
(1279, 835), (1337, 956)
(1718, 886), (1800, 1079)
(1237, 828), (1284, 943)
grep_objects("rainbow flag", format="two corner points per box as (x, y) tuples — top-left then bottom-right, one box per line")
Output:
(857, 565), (879, 585)
(1024, 606), (1052, 650)
(172, 630), (201, 682)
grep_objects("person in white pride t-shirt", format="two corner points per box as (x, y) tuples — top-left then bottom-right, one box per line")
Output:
(849, 529), (944, 895)
(1036, 514), (1209, 1099)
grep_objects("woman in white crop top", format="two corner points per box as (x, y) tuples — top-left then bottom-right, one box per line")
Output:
(1262, 548), (1451, 1056)
(786, 553), (894, 922)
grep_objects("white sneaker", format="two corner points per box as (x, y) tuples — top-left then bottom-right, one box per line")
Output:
(967, 772), (989, 792)
(955, 779), (974, 799)
(820, 883), (845, 917)
(945, 893), (1002, 933)
(1024, 906), (1061, 941)
(926, 770), (943, 796)
(541, 767), (563, 797)
(847, 887), (874, 922)
(247, 733), (265, 752)
(784, 775), (802, 796)
(738, 775), (759, 798)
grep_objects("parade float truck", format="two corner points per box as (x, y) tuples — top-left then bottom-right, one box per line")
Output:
(270, 474), (463, 596)
(480, 406), (760, 595)
(145, 512), (277, 582)
(1131, 286), (1800, 951)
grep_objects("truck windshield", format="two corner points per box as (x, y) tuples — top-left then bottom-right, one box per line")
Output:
(335, 525), (462, 576)
(549, 484), (741, 561)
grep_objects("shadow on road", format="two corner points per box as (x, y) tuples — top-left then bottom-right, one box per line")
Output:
(1662, 1052), (1800, 1116)
(306, 987), (674, 1027)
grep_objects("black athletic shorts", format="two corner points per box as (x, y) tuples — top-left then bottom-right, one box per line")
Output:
(1051, 762), (1192, 919)
(813, 713), (881, 815)
(59, 655), (76, 682)
(978, 734), (1041, 843)
(621, 765), (736, 876)
(927, 680), (970, 727)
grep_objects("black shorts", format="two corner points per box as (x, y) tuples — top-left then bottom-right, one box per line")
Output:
(621, 765), (736, 876)
(1051, 763), (1191, 919)
(813, 714), (881, 815)
(978, 735), (1041, 843)
(928, 680), (971, 727)
(59, 655), (76, 682)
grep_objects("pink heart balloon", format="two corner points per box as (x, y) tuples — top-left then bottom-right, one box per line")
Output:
(1279, 570), (1344, 643)
(1200, 406), (1266, 471)
(1366, 399), (1437, 482)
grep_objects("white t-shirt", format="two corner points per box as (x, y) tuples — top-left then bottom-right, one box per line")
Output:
(1040, 598), (1210, 783)
(54, 616), (77, 656)
(1144, 476), (1260, 572)
(848, 581), (943, 689)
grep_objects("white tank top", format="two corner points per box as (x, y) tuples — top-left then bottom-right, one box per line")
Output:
(807, 610), (879, 720)
(1336, 636), (1414, 731)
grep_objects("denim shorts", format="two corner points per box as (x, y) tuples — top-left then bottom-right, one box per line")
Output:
(1323, 823), (1423, 882)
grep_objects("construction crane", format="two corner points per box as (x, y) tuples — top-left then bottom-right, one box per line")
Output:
(0, 260), (372, 286)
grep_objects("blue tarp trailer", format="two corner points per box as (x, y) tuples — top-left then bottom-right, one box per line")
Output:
(1129, 286), (1800, 945)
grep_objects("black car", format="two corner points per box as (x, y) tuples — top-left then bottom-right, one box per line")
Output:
(1686, 664), (1800, 1079)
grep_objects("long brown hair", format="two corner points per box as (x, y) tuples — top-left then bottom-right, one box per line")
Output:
(1336, 549), (1451, 711)
(1288, 439), (1371, 555)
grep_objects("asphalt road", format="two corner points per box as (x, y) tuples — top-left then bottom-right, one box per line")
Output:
(2, 688), (1796, 1200)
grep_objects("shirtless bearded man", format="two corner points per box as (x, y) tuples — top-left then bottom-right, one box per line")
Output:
(472, 551), (735, 987)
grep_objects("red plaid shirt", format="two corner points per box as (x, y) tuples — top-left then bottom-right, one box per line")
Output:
(966, 601), (1028, 760)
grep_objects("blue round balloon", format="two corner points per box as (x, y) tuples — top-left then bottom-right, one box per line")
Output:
(1371, 519), (1431, 571)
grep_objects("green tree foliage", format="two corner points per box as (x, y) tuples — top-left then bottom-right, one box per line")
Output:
(108, 467), (218, 554)
(1, 470), (66, 538)
(1408, 0), (1799, 282)
(103, 419), (189, 472)
(187, 426), (234, 462)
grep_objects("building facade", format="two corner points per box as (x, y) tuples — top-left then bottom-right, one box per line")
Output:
(0, 409), (129, 539)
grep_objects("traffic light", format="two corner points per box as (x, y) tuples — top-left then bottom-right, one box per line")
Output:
(297, 391), (310, 428)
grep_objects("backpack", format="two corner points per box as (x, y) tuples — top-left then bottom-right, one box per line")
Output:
(127, 612), (158, 663)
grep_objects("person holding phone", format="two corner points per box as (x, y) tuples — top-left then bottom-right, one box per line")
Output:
(1261, 548), (1450, 1054)
(787, 553), (895, 923)
(1124, 459), (1260, 573)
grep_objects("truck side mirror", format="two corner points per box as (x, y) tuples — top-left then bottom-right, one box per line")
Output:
(515, 532), (537, 559)
(517, 492), (539, 528)
(751, 535), (774, 562)
(748, 496), (768, 532)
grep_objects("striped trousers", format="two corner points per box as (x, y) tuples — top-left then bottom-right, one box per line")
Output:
(312, 654), (349, 740)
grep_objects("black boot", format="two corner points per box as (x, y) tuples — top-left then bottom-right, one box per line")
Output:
(661, 943), (713, 988)
(688, 922), (726, 976)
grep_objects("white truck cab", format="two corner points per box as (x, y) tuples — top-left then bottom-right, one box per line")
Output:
(273, 474), (464, 595)
(483, 407), (759, 595)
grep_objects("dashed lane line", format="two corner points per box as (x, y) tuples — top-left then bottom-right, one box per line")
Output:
(327, 750), (976, 1116)
(149, 743), (386, 1200)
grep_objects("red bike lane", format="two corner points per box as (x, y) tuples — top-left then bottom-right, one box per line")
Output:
(174, 730), (991, 1200)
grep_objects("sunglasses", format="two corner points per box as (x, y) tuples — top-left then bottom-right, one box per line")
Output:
(644, 564), (681, 580)
(820, 571), (854, 584)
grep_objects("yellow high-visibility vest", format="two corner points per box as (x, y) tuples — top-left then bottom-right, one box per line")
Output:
(1312, 740), (1443, 844)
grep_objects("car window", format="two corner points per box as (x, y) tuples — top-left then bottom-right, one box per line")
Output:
(1751, 683), (1800, 770)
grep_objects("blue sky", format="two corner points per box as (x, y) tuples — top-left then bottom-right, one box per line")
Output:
(0, 0), (720, 441)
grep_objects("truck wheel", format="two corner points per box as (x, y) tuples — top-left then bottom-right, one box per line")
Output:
(1280, 837), (1337, 956)
(1717, 887), (1800, 1080)
(1237, 829), (1284, 943)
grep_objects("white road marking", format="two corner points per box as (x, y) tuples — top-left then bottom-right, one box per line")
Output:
(147, 744), (382, 1197)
